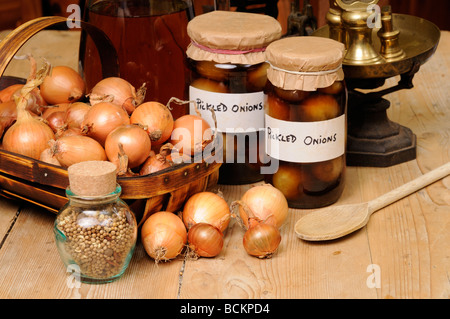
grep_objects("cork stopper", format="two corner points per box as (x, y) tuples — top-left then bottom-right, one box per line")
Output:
(67, 161), (117, 197)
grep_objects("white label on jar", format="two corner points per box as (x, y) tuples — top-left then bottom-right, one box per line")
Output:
(265, 114), (346, 163)
(189, 86), (264, 132)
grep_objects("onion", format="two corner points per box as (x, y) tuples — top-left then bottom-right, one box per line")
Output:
(41, 103), (71, 121)
(272, 164), (304, 201)
(130, 101), (173, 146)
(39, 147), (60, 166)
(141, 211), (187, 263)
(2, 62), (55, 160)
(40, 65), (86, 104)
(64, 102), (90, 129)
(299, 94), (340, 122)
(181, 191), (230, 233)
(139, 150), (171, 175)
(0, 100), (18, 137)
(89, 77), (146, 115)
(12, 86), (47, 115)
(2, 111), (54, 160)
(50, 135), (107, 167)
(187, 223), (223, 258)
(55, 127), (82, 139)
(170, 114), (213, 156)
(105, 124), (151, 169)
(82, 101), (130, 146)
(232, 184), (289, 229)
(45, 111), (67, 133)
(243, 222), (281, 259)
(0, 84), (24, 102)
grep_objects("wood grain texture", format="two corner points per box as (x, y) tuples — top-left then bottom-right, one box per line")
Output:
(0, 29), (448, 300)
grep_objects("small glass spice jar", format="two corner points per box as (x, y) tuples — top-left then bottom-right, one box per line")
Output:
(264, 36), (347, 209)
(54, 161), (137, 284)
(186, 10), (282, 184)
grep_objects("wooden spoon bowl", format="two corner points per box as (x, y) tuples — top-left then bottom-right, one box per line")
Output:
(295, 162), (450, 241)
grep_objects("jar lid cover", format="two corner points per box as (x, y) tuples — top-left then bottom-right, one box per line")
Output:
(187, 10), (282, 64)
(265, 36), (346, 91)
(68, 161), (117, 196)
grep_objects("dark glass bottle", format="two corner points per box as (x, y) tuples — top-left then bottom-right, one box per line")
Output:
(79, 0), (195, 119)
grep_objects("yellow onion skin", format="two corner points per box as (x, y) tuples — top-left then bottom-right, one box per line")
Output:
(0, 84), (23, 103)
(130, 101), (174, 147)
(51, 135), (107, 168)
(243, 222), (281, 259)
(141, 211), (187, 262)
(187, 223), (223, 258)
(170, 114), (213, 156)
(238, 184), (289, 229)
(64, 102), (91, 129)
(2, 113), (55, 160)
(139, 150), (171, 175)
(82, 102), (130, 146)
(39, 147), (60, 166)
(89, 77), (144, 115)
(105, 124), (151, 169)
(0, 100), (19, 137)
(182, 191), (231, 233)
(40, 66), (86, 105)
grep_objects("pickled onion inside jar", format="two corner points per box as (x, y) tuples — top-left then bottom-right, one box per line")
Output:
(297, 94), (340, 122)
(272, 163), (304, 201)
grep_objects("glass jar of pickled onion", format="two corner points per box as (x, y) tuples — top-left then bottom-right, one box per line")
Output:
(186, 10), (282, 185)
(264, 36), (347, 208)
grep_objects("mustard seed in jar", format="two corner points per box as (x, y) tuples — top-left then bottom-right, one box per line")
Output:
(264, 36), (347, 209)
(186, 10), (282, 184)
(54, 161), (137, 283)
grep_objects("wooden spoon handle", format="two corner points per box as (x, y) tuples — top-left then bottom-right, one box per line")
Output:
(368, 162), (450, 214)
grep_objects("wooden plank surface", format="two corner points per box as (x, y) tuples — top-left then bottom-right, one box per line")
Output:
(0, 29), (448, 300)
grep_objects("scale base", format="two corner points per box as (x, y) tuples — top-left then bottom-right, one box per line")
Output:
(346, 93), (417, 167)
(347, 124), (416, 167)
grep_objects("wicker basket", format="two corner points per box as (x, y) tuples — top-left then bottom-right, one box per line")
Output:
(0, 17), (221, 224)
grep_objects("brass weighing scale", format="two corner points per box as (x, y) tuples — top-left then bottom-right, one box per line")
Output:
(314, 0), (441, 167)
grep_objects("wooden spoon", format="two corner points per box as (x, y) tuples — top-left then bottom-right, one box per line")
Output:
(295, 162), (450, 241)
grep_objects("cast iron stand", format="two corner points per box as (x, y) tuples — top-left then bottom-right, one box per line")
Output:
(345, 61), (421, 167)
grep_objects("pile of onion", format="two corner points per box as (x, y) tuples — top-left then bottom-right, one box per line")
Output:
(181, 191), (230, 233)
(181, 191), (231, 259)
(231, 184), (289, 259)
(0, 57), (218, 188)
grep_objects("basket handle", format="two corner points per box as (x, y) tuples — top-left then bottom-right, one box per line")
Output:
(0, 16), (119, 79)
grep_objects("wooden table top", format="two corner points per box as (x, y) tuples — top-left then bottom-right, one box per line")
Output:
(0, 29), (448, 300)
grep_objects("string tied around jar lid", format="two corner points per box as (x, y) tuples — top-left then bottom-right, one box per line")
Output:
(267, 62), (343, 76)
(190, 40), (266, 55)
